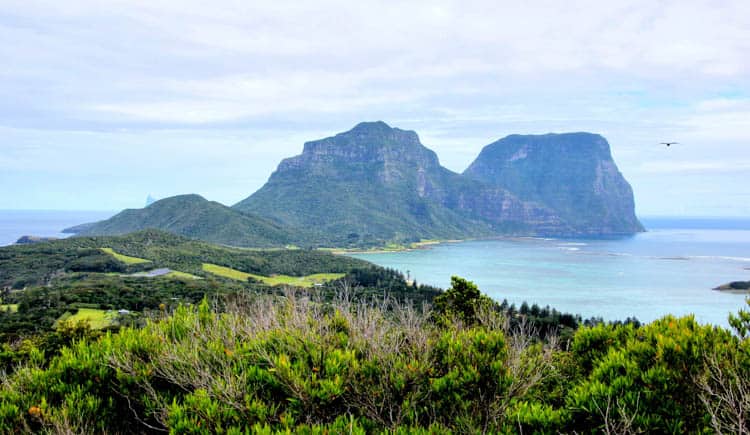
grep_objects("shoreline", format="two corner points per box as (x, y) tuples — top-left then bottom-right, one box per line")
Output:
(326, 239), (467, 255)
(326, 231), (650, 255)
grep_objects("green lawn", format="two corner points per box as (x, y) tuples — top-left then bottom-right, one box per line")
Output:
(100, 247), (151, 265)
(0, 304), (18, 313)
(57, 308), (116, 329)
(202, 263), (344, 288)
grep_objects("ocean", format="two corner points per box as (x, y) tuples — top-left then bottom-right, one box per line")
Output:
(1, 211), (748, 327)
(0, 210), (115, 247)
(351, 217), (750, 327)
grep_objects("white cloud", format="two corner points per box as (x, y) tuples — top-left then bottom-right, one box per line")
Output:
(0, 0), (749, 213)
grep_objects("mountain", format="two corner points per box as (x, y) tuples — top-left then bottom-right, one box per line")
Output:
(64, 194), (299, 248)
(234, 121), (499, 246)
(65, 123), (642, 248)
(145, 194), (157, 206)
(464, 133), (644, 234)
(235, 122), (642, 244)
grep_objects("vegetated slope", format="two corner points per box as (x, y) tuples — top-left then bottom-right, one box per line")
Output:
(464, 132), (644, 235)
(234, 121), (557, 246)
(64, 194), (300, 248)
(0, 229), (367, 289)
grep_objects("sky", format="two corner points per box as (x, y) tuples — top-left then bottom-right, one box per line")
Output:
(1, 0), (749, 216)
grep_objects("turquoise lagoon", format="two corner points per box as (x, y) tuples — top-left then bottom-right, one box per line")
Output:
(351, 218), (750, 326)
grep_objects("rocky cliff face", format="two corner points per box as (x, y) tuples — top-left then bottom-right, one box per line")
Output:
(464, 133), (643, 234)
(274, 121), (445, 190)
(235, 122), (639, 245)
(235, 122), (500, 245)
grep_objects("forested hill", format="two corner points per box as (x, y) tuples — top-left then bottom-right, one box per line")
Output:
(63, 194), (303, 248)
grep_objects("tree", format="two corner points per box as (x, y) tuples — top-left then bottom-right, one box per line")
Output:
(729, 297), (750, 339)
(433, 276), (495, 324)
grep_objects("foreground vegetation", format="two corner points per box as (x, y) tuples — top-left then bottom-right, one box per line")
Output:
(1, 276), (748, 433)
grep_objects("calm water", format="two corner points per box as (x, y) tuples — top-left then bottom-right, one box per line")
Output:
(0, 210), (114, 246)
(351, 218), (750, 327)
(2, 211), (749, 326)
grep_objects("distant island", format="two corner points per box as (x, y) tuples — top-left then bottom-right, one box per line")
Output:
(65, 121), (643, 248)
(714, 280), (750, 291)
(15, 235), (59, 244)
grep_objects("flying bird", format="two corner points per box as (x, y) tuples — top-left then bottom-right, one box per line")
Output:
(660, 142), (679, 147)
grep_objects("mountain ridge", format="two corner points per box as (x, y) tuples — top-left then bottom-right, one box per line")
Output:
(69, 122), (643, 247)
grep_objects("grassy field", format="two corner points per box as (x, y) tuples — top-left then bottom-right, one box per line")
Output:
(0, 304), (18, 313)
(202, 263), (344, 288)
(57, 308), (116, 329)
(166, 270), (203, 280)
(100, 247), (151, 265)
(202, 263), (252, 281)
(247, 272), (345, 287)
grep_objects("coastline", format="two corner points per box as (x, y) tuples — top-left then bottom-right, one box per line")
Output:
(324, 239), (467, 255)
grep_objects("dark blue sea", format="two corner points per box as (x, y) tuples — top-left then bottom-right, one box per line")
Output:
(352, 217), (750, 327)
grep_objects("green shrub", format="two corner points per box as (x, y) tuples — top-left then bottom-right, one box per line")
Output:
(567, 316), (736, 433)
(0, 293), (747, 433)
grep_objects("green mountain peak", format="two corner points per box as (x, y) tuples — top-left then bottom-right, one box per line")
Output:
(64, 194), (299, 248)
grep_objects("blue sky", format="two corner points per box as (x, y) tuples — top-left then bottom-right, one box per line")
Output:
(1, 0), (749, 216)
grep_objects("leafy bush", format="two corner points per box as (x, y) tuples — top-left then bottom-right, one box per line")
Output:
(0, 282), (747, 433)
